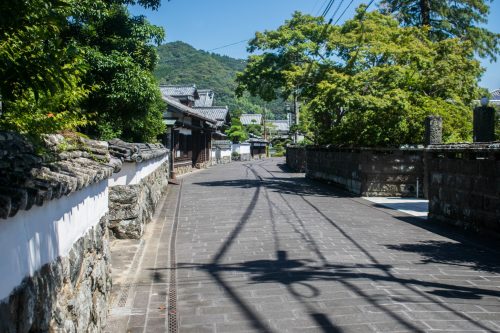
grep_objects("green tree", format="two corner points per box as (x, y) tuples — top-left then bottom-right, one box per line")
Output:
(226, 118), (248, 143)
(246, 119), (263, 137)
(236, 9), (482, 146)
(69, 1), (165, 142)
(0, 0), (83, 100)
(0, 0), (166, 142)
(379, 0), (499, 60)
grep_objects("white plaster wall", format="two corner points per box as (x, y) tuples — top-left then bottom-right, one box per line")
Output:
(0, 181), (109, 301)
(211, 149), (232, 158)
(221, 149), (232, 158)
(232, 144), (250, 155)
(108, 154), (168, 187)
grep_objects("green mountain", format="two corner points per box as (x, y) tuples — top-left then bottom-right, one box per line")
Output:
(154, 41), (286, 119)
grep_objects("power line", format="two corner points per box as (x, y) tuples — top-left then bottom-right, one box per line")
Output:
(159, 38), (252, 63)
(315, 0), (330, 16)
(332, 0), (357, 25)
(329, 0), (345, 22)
(299, 0), (376, 94)
(333, 0), (376, 25)
(311, 0), (323, 15)
(321, 0), (336, 17)
(206, 38), (251, 52)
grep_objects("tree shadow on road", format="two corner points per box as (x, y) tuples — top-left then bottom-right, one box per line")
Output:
(385, 239), (500, 274)
(183, 161), (500, 333)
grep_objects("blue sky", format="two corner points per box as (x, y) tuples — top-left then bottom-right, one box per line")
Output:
(130, 0), (499, 90)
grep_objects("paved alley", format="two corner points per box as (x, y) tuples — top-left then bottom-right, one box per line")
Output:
(107, 158), (500, 333)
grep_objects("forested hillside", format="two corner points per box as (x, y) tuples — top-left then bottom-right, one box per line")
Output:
(154, 41), (286, 119)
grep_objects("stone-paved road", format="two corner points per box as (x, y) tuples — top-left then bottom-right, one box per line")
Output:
(108, 158), (500, 332)
(174, 158), (500, 333)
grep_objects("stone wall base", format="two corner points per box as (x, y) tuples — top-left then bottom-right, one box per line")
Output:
(239, 153), (251, 161)
(109, 161), (168, 239)
(174, 163), (193, 176)
(304, 147), (424, 197)
(0, 216), (111, 333)
(195, 161), (211, 169)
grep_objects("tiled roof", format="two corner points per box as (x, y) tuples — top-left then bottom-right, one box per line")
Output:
(108, 139), (168, 163)
(0, 133), (116, 219)
(162, 95), (216, 124)
(212, 140), (232, 149)
(268, 120), (290, 132)
(240, 114), (262, 125)
(194, 106), (229, 127)
(491, 89), (500, 100)
(247, 138), (269, 144)
(160, 85), (198, 98)
(195, 89), (215, 107)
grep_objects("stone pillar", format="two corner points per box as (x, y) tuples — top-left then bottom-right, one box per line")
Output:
(424, 115), (443, 146)
(473, 106), (495, 142)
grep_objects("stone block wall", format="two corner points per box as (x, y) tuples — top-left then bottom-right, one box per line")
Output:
(109, 158), (169, 239)
(305, 146), (424, 197)
(174, 161), (193, 176)
(0, 133), (114, 332)
(286, 146), (306, 172)
(426, 143), (500, 235)
(0, 216), (111, 333)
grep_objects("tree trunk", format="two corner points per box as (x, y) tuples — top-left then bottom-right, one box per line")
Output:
(420, 0), (431, 26)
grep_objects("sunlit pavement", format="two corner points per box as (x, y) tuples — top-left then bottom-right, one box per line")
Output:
(107, 158), (500, 333)
(362, 197), (428, 219)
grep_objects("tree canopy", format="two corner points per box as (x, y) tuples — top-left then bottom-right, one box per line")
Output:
(236, 8), (483, 146)
(226, 118), (248, 143)
(0, 0), (166, 142)
(379, 0), (499, 60)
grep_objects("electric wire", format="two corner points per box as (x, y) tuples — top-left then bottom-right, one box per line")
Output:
(299, 0), (376, 96)
(329, 0), (345, 23)
(321, 0), (336, 17)
(207, 38), (251, 52)
(333, 0), (376, 25)
(315, 0), (330, 16)
(311, 0), (323, 15)
(159, 38), (251, 63)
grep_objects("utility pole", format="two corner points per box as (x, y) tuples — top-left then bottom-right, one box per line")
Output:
(263, 106), (267, 140)
(263, 105), (268, 157)
(293, 89), (299, 144)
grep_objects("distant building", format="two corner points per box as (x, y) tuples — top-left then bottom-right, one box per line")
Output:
(160, 85), (199, 107)
(491, 89), (500, 106)
(240, 114), (263, 126)
(160, 85), (216, 175)
(193, 106), (231, 137)
(267, 119), (290, 138)
(195, 89), (215, 107)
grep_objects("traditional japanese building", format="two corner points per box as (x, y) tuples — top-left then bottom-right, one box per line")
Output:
(195, 89), (215, 107)
(240, 113), (263, 126)
(247, 137), (269, 159)
(267, 119), (290, 139)
(194, 106), (231, 139)
(160, 85), (199, 107)
(160, 85), (217, 176)
(491, 89), (500, 106)
(239, 114), (269, 158)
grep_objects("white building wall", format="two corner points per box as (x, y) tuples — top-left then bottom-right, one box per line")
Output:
(108, 154), (168, 186)
(232, 143), (251, 155)
(221, 149), (232, 159)
(0, 181), (109, 300)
